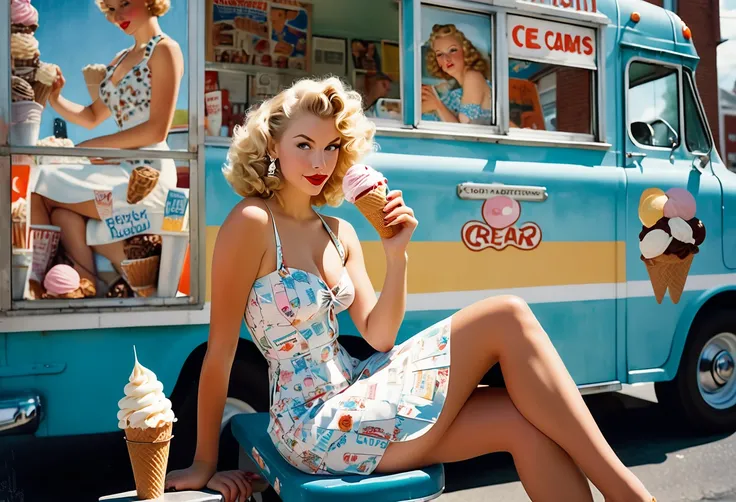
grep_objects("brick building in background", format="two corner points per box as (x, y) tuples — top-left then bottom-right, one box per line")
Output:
(645, 0), (722, 153)
(722, 89), (736, 170)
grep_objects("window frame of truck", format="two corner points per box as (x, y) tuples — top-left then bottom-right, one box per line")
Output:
(401, 0), (610, 148)
(0, 0), (207, 326)
(625, 57), (684, 153)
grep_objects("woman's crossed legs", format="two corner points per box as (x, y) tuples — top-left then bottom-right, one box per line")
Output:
(375, 295), (652, 502)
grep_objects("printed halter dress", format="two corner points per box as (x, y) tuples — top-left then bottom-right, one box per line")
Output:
(245, 204), (453, 475)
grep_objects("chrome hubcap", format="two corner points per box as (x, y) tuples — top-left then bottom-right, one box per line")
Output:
(697, 332), (736, 410)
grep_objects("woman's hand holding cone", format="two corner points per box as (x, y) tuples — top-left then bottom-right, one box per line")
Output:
(381, 189), (418, 259)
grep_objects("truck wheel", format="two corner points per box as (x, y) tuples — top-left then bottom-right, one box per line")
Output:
(655, 310), (736, 433)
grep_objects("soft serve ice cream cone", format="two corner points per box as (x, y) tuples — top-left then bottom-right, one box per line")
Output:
(82, 64), (107, 101)
(33, 62), (58, 107)
(10, 0), (39, 34)
(342, 164), (399, 238)
(118, 348), (176, 500)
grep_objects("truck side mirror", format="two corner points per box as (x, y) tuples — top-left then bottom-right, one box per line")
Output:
(669, 133), (679, 163)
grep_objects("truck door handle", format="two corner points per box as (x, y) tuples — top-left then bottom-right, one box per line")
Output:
(626, 152), (647, 159)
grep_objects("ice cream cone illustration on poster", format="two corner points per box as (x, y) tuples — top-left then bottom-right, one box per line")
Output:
(638, 188), (706, 304)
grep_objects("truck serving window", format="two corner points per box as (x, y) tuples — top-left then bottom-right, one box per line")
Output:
(627, 61), (680, 149)
(419, 5), (495, 127)
(507, 15), (596, 136)
(205, 0), (403, 134)
(683, 71), (712, 154)
(4, 1), (197, 311)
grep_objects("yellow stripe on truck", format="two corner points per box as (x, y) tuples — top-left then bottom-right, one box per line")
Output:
(205, 226), (626, 301)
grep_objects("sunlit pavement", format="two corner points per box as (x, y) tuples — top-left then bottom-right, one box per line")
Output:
(438, 384), (736, 502)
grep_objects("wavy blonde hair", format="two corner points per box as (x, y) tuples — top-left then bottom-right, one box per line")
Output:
(96, 0), (170, 17)
(224, 77), (376, 207)
(425, 24), (489, 80)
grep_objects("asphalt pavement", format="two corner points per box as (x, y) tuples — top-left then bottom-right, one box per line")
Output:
(437, 384), (736, 502)
(1, 384), (734, 502)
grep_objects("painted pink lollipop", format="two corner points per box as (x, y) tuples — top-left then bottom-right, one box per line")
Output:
(482, 196), (520, 229)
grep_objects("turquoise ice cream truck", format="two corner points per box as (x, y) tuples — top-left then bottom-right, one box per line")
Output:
(1, 0), (734, 498)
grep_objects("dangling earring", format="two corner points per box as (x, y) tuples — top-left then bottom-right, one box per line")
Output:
(267, 156), (277, 177)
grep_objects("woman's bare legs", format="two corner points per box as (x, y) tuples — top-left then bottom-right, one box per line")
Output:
(49, 208), (97, 283)
(92, 241), (127, 275)
(31, 193), (100, 226)
(376, 295), (652, 502)
(424, 386), (593, 501)
(36, 196), (127, 280)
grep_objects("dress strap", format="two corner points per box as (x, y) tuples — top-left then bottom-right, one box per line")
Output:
(109, 48), (131, 72)
(316, 213), (346, 265)
(140, 34), (165, 66)
(263, 203), (285, 272)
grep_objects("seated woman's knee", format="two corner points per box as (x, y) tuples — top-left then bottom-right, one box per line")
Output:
(487, 295), (532, 327)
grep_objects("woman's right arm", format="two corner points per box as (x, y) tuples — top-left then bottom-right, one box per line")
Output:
(166, 200), (269, 490)
(48, 67), (111, 130)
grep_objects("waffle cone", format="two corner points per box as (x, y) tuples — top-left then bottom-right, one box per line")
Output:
(32, 82), (51, 107)
(12, 219), (27, 249)
(121, 256), (160, 297)
(643, 253), (694, 304)
(354, 188), (400, 239)
(125, 423), (173, 500)
(127, 166), (160, 204)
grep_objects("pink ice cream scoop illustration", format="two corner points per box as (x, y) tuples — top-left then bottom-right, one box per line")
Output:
(482, 196), (520, 229)
(342, 164), (399, 238)
(663, 188), (697, 221)
(42, 264), (96, 299)
(638, 188), (706, 304)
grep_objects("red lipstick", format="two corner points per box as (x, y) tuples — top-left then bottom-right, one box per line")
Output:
(120, 21), (131, 30)
(305, 174), (327, 186)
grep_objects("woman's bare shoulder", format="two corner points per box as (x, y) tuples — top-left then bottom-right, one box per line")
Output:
(464, 69), (487, 85)
(149, 37), (184, 68)
(320, 214), (358, 239)
(321, 214), (361, 259)
(217, 198), (271, 247)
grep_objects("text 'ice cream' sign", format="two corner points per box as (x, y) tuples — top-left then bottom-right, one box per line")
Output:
(106, 209), (151, 240)
(519, 0), (597, 13)
(508, 14), (597, 70)
(461, 196), (542, 251)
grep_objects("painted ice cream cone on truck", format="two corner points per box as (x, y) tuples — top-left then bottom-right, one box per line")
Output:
(638, 188), (706, 304)
(118, 348), (176, 500)
(342, 164), (400, 239)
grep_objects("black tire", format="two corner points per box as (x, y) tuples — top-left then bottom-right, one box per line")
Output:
(169, 341), (281, 501)
(655, 309), (736, 433)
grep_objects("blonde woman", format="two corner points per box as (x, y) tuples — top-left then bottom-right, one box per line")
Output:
(30, 0), (182, 294)
(166, 77), (655, 502)
(422, 23), (493, 125)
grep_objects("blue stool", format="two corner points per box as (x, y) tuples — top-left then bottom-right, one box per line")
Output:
(231, 413), (445, 502)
